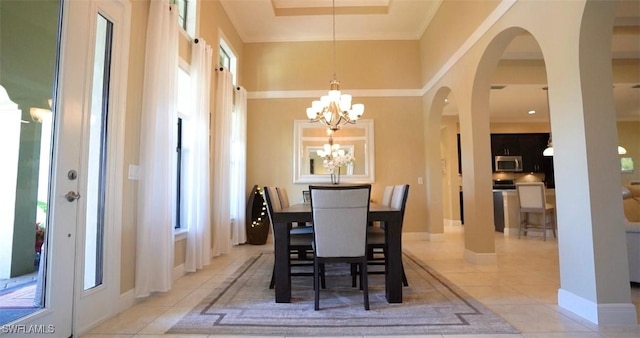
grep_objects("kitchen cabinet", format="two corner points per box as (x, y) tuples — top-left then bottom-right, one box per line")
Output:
(493, 191), (504, 232)
(491, 134), (520, 156)
(519, 133), (549, 172)
(490, 133), (550, 173)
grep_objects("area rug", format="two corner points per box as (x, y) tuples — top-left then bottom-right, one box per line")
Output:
(168, 252), (518, 336)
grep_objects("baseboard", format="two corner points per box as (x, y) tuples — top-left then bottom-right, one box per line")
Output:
(173, 263), (186, 281)
(464, 249), (497, 264)
(444, 219), (462, 227)
(558, 288), (638, 325)
(118, 288), (144, 313)
(503, 227), (519, 237)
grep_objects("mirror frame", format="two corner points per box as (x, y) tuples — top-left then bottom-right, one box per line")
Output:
(293, 119), (375, 184)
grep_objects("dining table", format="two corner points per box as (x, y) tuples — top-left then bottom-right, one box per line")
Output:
(270, 202), (404, 303)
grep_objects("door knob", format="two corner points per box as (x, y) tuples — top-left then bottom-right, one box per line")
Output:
(65, 191), (81, 202)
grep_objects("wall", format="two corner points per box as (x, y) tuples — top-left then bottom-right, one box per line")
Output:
(119, 0), (148, 294)
(243, 38), (428, 233)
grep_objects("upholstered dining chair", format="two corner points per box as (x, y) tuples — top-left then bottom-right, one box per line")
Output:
(264, 186), (318, 289)
(368, 185), (394, 235)
(366, 184), (410, 286)
(310, 184), (371, 310)
(277, 186), (313, 233)
(516, 182), (556, 241)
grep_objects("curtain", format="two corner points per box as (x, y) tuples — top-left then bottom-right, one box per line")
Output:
(135, 0), (178, 297)
(184, 39), (212, 272)
(211, 68), (233, 256)
(230, 87), (247, 245)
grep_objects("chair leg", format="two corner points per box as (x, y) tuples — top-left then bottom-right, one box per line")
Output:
(361, 260), (369, 310)
(314, 260), (320, 311)
(518, 212), (523, 238)
(542, 212), (547, 241)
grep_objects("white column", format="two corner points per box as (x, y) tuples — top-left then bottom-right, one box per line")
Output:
(0, 85), (22, 279)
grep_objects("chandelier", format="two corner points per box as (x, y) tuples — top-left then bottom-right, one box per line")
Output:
(305, 0), (364, 132)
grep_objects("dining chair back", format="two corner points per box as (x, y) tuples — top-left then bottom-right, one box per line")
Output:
(366, 184), (410, 286)
(310, 184), (371, 310)
(516, 182), (556, 241)
(276, 187), (290, 208)
(263, 186), (316, 289)
(381, 185), (394, 206)
(278, 186), (313, 232)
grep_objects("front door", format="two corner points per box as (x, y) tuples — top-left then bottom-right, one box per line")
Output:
(0, 0), (129, 336)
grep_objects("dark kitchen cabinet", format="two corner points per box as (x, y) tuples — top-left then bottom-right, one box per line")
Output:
(490, 133), (550, 173)
(519, 133), (549, 172)
(491, 134), (520, 157)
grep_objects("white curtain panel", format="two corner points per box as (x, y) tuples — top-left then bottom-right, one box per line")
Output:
(135, 0), (178, 298)
(211, 68), (233, 256)
(230, 87), (248, 245)
(184, 39), (213, 272)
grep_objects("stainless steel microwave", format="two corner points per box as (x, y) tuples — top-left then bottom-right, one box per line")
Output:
(495, 155), (523, 172)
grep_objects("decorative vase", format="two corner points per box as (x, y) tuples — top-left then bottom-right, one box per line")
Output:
(330, 167), (341, 184)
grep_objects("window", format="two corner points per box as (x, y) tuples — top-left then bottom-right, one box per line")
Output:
(622, 157), (634, 173)
(219, 37), (237, 85)
(175, 67), (190, 229)
(173, 0), (187, 29)
(171, 0), (196, 37)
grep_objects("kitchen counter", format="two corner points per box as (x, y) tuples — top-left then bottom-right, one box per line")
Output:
(494, 188), (556, 236)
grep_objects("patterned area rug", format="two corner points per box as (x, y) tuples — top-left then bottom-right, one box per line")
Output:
(168, 252), (518, 336)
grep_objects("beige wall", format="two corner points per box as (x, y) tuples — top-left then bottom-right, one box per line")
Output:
(419, 0), (501, 86)
(244, 38), (427, 232)
(243, 40), (421, 91)
(120, 0), (148, 293)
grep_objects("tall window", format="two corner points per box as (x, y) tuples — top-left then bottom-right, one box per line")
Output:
(175, 67), (190, 229)
(219, 38), (237, 85)
(171, 0), (196, 37)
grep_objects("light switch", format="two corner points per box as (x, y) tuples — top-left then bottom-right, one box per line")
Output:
(128, 164), (139, 180)
(418, 177), (423, 185)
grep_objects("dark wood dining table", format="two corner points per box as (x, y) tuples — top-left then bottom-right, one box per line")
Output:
(270, 202), (404, 303)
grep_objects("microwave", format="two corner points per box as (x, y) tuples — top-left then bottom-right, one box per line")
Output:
(495, 155), (523, 172)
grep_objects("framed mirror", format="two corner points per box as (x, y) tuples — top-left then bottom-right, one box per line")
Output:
(293, 119), (374, 183)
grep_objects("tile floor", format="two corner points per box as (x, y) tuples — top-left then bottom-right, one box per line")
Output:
(83, 226), (640, 338)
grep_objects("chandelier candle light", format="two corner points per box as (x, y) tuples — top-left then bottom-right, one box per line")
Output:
(305, 0), (364, 132)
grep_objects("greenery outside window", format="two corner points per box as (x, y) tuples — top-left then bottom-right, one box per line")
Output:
(621, 157), (634, 173)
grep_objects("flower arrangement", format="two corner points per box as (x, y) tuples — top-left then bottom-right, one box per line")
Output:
(318, 148), (354, 184)
(322, 151), (354, 175)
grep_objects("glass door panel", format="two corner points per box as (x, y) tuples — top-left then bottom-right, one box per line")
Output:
(84, 14), (113, 291)
(0, 0), (62, 327)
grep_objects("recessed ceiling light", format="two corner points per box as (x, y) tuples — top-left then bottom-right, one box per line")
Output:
(528, 110), (536, 115)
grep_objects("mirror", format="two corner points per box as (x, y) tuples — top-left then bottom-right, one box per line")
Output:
(293, 119), (375, 183)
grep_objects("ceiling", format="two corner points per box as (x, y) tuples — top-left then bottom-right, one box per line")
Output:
(219, 0), (640, 122)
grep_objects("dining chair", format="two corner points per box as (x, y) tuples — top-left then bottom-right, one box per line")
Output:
(310, 184), (371, 310)
(515, 182), (556, 241)
(277, 186), (313, 234)
(368, 185), (394, 235)
(366, 184), (409, 287)
(264, 186), (318, 289)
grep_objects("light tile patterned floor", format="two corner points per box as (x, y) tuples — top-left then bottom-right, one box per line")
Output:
(83, 226), (640, 338)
